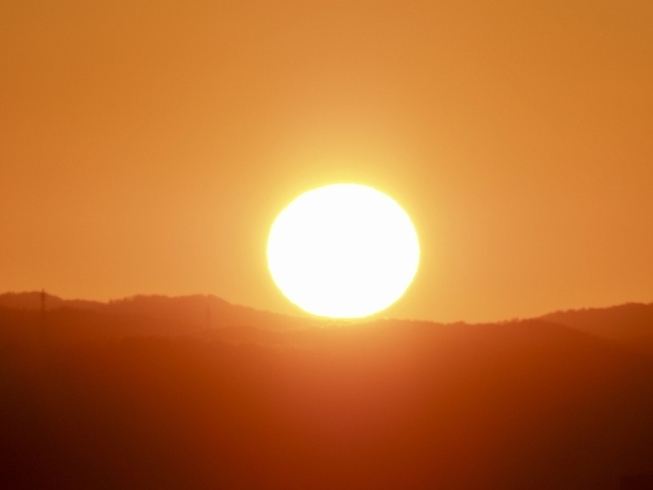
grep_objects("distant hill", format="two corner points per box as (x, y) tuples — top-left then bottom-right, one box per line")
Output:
(0, 291), (103, 311)
(103, 294), (318, 331)
(1, 292), (653, 489)
(541, 303), (653, 353)
(0, 291), (319, 338)
(3, 291), (652, 348)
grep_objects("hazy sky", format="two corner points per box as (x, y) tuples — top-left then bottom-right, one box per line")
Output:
(1, 1), (652, 322)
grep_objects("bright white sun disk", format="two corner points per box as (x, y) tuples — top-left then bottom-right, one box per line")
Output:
(267, 183), (420, 318)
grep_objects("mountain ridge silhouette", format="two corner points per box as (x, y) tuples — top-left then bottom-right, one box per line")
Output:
(2, 291), (652, 348)
(1, 291), (653, 489)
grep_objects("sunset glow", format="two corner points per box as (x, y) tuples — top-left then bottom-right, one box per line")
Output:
(2, 2), (653, 488)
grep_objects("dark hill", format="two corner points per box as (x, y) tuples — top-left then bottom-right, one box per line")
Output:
(1, 294), (653, 489)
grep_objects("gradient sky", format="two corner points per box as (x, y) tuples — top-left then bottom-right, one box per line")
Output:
(1, 1), (652, 322)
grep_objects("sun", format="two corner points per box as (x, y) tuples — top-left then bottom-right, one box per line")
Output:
(267, 183), (420, 319)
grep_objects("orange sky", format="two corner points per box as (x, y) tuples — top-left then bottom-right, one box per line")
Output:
(1, 1), (652, 322)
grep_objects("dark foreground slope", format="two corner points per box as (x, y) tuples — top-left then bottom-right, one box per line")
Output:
(1, 296), (653, 489)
